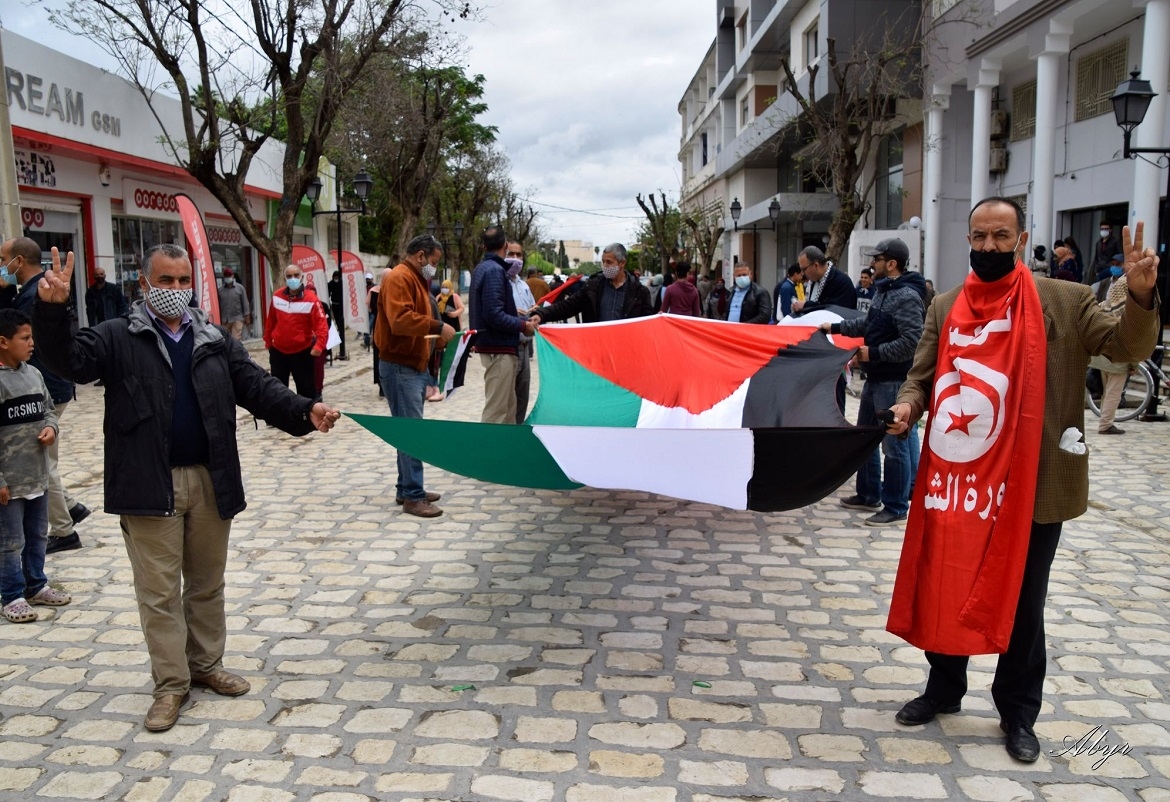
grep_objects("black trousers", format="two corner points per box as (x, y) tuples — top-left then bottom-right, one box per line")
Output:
(923, 520), (1063, 727)
(269, 347), (317, 399)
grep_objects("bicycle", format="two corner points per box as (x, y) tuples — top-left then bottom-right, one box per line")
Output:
(1086, 345), (1169, 422)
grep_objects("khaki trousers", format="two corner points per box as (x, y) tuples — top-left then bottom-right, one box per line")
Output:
(47, 401), (79, 539)
(1098, 370), (1128, 430)
(480, 353), (518, 424)
(121, 465), (231, 697)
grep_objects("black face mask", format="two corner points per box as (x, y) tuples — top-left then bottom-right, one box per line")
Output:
(969, 243), (1019, 282)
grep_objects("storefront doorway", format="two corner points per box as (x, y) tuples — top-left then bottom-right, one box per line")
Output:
(21, 204), (85, 314)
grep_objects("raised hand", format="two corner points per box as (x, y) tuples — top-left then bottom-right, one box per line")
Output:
(1122, 222), (1159, 307)
(37, 247), (75, 304)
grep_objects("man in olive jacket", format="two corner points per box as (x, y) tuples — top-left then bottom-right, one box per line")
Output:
(885, 199), (1159, 764)
(32, 244), (340, 734)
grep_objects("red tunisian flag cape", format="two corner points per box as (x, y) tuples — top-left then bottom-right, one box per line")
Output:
(887, 263), (1047, 655)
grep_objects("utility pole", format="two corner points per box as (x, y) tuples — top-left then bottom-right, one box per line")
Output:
(0, 30), (24, 239)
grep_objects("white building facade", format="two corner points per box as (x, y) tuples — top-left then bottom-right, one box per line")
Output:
(678, 0), (925, 292)
(924, 0), (1169, 292)
(1, 30), (359, 334)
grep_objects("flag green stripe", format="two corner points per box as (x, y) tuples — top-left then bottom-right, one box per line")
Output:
(347, 413), (583, 490)
(526, 336), (642, 426)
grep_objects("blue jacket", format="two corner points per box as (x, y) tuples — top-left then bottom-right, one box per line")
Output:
(469, 254), (526, 354)
(834, 271), (926, 383)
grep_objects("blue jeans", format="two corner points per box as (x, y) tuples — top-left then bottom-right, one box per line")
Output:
(856, 379), (913, 516)
(0, 494), (49, 605)
(378, 360), (429, 502)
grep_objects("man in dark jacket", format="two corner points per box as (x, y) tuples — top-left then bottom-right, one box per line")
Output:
(531, 243), (653, 325)
(794, 246), (858, 314)
(32, 243), (340, 734)
(84, 267), (129, 325)
(822, 237), (925, 527)
(717, 263), (772, 324)
(469, 226), (537, 424)
(3, 237), (89, 553)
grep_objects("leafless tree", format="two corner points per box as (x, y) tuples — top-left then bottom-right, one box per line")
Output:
(773, 2), (984, 261)
(47, 0), (472, 274)
(684, 199), (725, 278)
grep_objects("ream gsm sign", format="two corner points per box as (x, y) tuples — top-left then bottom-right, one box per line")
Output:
(4, 68), (121, 137)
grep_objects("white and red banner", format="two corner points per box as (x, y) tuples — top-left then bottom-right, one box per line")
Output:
(290, 245), (328, 302)
(332, 250), (369, 334)
(175, 193), (220, 324)
(887, 264), (1047, 655)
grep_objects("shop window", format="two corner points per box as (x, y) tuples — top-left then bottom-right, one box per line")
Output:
(112, 216), (181, 304)
(1010, 79), (1037, 141)
(1075, 39), (1128, 122)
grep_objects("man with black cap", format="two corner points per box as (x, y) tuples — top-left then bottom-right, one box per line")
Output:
(821, 236), (926, 526)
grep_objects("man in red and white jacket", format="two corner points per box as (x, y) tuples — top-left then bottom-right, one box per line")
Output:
(264, 264), (328, 398)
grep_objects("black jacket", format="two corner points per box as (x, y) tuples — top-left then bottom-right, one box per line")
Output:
(536, 272), (654, 324)
(85, 282), (129, 324)
(16, 276), (75, 405)
(32, 300), (316, 518)
(801, 267), (858, 313)
(716, 281), (772, 324)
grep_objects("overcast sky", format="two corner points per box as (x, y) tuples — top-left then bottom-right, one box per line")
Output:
(4, 0), (714, 248)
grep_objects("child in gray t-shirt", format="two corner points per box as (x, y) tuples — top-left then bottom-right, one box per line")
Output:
(0, 308), (71, 623)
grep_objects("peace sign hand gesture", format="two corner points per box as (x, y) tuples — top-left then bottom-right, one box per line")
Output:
(37, 247), (75, 305)
(1122, 222), (1158, 309)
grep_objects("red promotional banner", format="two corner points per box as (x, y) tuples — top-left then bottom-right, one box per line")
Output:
(290, 245), (328, 301)
(332, 250), (369, 333)
(175, 193), (220, 323)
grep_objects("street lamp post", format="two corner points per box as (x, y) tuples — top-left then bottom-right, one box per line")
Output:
(730, 197), (782, 272)
(425, 221), (465, 284)
(1112, 70), (1169, 420)
(305, 169), (373, 361)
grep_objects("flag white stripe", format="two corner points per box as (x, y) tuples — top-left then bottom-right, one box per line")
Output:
(532, 426), (754, 509)
(636, 378), (751, 428)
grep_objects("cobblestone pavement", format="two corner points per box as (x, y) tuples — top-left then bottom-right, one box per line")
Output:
(2, 332), (1168, 802)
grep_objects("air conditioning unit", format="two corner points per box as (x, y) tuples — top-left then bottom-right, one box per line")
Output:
(990, 109), (1009, 139)
(989, 147), (1008, 173)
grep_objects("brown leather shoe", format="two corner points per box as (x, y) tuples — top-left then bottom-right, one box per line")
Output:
(144, 693), (188, 731)
(395, 492), (441, 505)
(191, 670), (251, 697)
(402, 499), (443, 518)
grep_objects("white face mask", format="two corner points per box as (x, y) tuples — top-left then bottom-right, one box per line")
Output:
(145, 278), (193, 320)
(602, 264), (620, 280)
(1100, 229), (1111, 239)
(441, 287), (451, 296)
(423, 264), (437, 280)
(224, 277), (234, 286)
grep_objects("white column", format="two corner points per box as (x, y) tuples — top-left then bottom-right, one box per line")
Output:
(969, 58), (1002, 205)
(1031, 22), (1071, 251)
(1133, 0), (1170, 228)
(924, 85), (951, 284)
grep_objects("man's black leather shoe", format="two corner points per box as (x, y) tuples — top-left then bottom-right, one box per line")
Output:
(46, 533), (82, 554)
(895, 695), (961, 725)
(1001, 721), (1040, 763)
(69, 503), (92, 525)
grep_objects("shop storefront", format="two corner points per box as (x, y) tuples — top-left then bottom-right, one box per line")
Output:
(3, 29), (283, 332)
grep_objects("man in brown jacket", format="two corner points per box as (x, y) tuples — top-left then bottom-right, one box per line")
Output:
(374, 234), (455, 517)
(885, 197), (1159, 763)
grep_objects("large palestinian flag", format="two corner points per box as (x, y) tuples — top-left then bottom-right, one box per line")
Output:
(350, 314), (884, 511)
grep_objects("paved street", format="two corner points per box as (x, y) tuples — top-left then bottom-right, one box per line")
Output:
(1, 331), (1169, 802)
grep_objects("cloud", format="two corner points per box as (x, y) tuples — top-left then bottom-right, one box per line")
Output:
(454, 0), (712, 245)
(6, 0), (713, 248)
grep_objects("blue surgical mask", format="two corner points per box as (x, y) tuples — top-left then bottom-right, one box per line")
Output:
(286, 277), (302, 291)
(734, 275), (751, 289)
(1110, 266), (1123, 278)
(0, 267), (12, 285)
